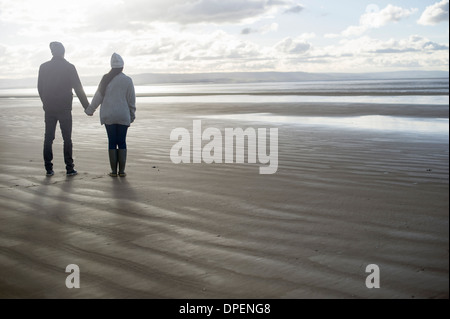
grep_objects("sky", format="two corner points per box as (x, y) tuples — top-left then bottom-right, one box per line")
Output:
(0, 0), (448, 79)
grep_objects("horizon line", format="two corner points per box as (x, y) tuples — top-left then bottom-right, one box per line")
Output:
(0, 69), (448, 82)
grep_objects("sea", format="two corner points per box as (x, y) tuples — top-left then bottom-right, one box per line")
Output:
(0, 77), (448, 135)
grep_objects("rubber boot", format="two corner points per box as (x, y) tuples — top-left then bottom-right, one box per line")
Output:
(118, 149), (127, 177)
(108, 149), (118, 177)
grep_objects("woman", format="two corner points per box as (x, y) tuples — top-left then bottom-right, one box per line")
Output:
(85, 53), (136, 177)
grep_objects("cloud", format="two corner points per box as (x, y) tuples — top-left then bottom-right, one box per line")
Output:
(89, 0), (291, 28)
(0, 0), (448, 78)
(170, 0), (276, 24)
(275, 33), (315, 55)
(283, 4), (304, 14)
(342, 25), (368, 37)
(418, 0), (449, 25)
(360, 4), (418, 27)
(131, 30), (262, 62)
(337, 35), (447, 55)
(373, 48), (419, 54)
(241, 28), (255, 35)
(275, 37), (311, 54)
(333, 4), (418, 37)
(305, 34), (448, 72)
(0, 43), (50, 78)
(422, 41), (449, 50)
(241, 23), (278, 35)
(314, 34), (449, 72)
(0, 0), (90, 33)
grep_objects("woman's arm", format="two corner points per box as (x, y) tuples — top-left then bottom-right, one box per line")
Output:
(85, 90), (103, 116)
(127, 80), (136, 123)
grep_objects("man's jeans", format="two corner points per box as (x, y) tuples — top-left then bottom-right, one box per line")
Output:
(43, 111), (73, 172)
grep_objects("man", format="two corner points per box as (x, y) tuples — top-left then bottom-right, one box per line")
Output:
(38, 42), (89, 176)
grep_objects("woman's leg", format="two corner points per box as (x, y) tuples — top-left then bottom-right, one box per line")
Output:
(116, 125), (128, 150)
(116, 125), (129, 176)
(105, 124), (118, 149)
(105, 124), (119, 176)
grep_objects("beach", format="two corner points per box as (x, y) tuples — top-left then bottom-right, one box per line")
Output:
(0, 96), (448, 299)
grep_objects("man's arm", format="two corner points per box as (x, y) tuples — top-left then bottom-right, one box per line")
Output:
(70, 65), (90, 109)
(37, 65), (44, 100)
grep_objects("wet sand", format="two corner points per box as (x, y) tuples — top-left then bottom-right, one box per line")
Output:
(0, 98), (448, 298)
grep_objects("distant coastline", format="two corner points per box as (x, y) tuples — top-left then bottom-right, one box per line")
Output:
(0, 70), (448, 90)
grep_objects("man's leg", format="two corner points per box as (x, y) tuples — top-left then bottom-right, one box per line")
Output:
(43, 113), (57, 174)
(59, 112), (75, 173)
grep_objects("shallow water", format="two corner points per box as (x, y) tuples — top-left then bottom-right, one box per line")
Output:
(1, 78), (448, 105)
(202, 113), (449, 136)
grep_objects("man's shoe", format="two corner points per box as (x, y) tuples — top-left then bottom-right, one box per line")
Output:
(66, 169), (78, 176)
(46, 170), (54, 177)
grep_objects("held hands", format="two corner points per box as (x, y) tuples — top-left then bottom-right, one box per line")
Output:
(85, 105), (94, 116)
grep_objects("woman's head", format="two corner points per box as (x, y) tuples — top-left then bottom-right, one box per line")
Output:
(98, 53), (124, 96)
(111, 53), (124, 69)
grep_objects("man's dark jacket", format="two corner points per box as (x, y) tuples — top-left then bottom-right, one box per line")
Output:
(38, 57), (89, 113)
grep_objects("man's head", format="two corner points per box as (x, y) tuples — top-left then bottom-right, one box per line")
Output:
(50, 42), (65, 57)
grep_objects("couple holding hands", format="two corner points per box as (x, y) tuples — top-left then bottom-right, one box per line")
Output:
(38, 42), (136, 178)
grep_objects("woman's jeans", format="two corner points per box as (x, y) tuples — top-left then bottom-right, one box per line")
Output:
(105, 124), (128, 149)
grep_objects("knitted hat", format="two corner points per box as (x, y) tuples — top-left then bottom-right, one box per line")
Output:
(111, 53), (124, 68)
(50, 42), (65, 57)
